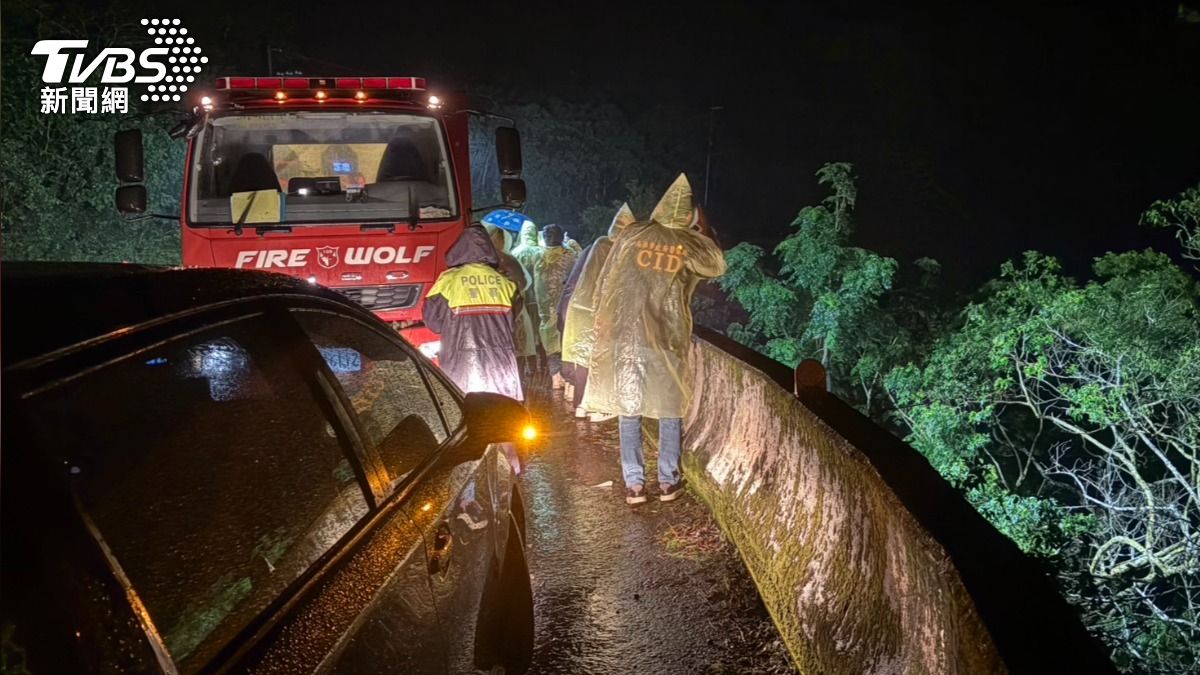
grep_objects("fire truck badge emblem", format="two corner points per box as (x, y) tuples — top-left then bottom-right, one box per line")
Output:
(316, 246), (340, 269)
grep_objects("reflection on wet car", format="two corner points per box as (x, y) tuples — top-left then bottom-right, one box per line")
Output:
(1, 263), (534, 674)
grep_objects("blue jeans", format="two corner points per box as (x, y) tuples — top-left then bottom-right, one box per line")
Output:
(619, 416), (682, 489)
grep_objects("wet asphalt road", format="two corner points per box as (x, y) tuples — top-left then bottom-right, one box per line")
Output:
(517, 388), (797, 675)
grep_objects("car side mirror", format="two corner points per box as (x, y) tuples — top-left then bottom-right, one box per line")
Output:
(116, 185), (148, 214)
(495, 126), (522, 177)
(501, 178), (526, 209)
(463, 391), (532, 443)
(115, 129), (144, 183)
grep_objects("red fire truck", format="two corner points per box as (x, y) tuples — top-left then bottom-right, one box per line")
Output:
(115, 75), (526, 354)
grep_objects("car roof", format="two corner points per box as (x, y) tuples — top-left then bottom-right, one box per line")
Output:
(2, 262), (368, 367)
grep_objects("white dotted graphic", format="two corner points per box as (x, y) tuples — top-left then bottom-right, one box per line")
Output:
(141, 18), (205, 105)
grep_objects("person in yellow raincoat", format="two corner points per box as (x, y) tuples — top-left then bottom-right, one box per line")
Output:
(486, 224), (543, 382)
(511, 219), (541, 270)
(582, 174), (726, 505)
(559, 203), (636, 419)
(509, 220), (545, 377)
(531, 224), (578, 388)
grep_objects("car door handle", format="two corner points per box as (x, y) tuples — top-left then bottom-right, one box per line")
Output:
(427, 522), (453, 576)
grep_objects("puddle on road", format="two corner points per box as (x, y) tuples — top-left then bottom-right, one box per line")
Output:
(517, 391), (796, 675)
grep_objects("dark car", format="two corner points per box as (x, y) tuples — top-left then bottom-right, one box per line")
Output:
(1, 263), (535, 674)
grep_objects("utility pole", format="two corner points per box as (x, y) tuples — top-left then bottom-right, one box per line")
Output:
(703, 106), (724, 207)
(266, 45), (283, 75)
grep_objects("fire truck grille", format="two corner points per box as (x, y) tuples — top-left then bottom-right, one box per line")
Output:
(335, 284), (423, 311)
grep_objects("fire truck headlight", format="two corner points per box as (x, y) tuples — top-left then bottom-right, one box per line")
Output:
(306, 276), (317, 285)
(200, 95), (214, 110)
(418, 341), (441, 359)
(427, 94), (442, 110)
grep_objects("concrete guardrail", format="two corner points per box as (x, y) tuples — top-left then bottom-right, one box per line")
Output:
(673, 327), (1117, 674)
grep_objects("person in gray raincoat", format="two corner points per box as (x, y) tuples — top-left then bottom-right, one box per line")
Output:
(424, 225), (524, 402)
(582, 174), (726, 505)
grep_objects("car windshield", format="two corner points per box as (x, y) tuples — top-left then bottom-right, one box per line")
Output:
(188, 111), (456, 226)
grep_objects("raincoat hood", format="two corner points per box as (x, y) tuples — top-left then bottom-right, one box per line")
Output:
(485, 224), (513, 253)
(608, 202), (636, 237)
(650, 174), (698, 230)
(518, 220), (539, 248)
(445, 225), (499, 268)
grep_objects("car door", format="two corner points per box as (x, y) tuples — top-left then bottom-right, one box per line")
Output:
(10, 307), (440, 674)
(233, 305), (447, 675)
(407, 366), (511, 674)
(288, 306), (469, 673)
(289, 305), (507, 674)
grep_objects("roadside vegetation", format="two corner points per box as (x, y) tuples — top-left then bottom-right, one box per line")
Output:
(720, 163), (1200, 673)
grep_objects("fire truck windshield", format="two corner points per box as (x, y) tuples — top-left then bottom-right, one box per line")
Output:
(187, 111), (457, 227)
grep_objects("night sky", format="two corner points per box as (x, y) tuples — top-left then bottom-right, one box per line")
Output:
(166, 1), (1200, 285)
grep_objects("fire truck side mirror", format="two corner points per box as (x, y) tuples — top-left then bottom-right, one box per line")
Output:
(116, 185), (148, 215)
(501, 178), (526, 209)
(495, 127), (522, 177)
(115, 129), (145, 183)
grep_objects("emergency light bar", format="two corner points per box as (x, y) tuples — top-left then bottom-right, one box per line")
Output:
(215, 76), (427, 91)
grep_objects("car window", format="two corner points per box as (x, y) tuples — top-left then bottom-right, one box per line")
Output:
(22, 315), (368, 674)
(424, 369), (464, 435)
(292, 310), (448, 489)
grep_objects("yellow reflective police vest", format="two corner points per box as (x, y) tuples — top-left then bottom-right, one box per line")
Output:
(426, 262), (517, 315)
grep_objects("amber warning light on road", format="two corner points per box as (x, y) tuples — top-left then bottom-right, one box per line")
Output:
(522, 424), (538, 441)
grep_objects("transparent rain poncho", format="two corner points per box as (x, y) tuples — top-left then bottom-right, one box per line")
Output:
(487, 225), (539, 358)
(532, 240), (578, 353)
(511, 220), (541, 272)
(506, 220), (544, 357)
(561, 203), (635, 367)
(583, 175), (726, 419)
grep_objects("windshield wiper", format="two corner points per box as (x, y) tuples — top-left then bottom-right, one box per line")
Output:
(360, 223), (396, 233)
(406, 185), (422, 231)
(229, 223), (292, 236)
(253, 224), (293, 235)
